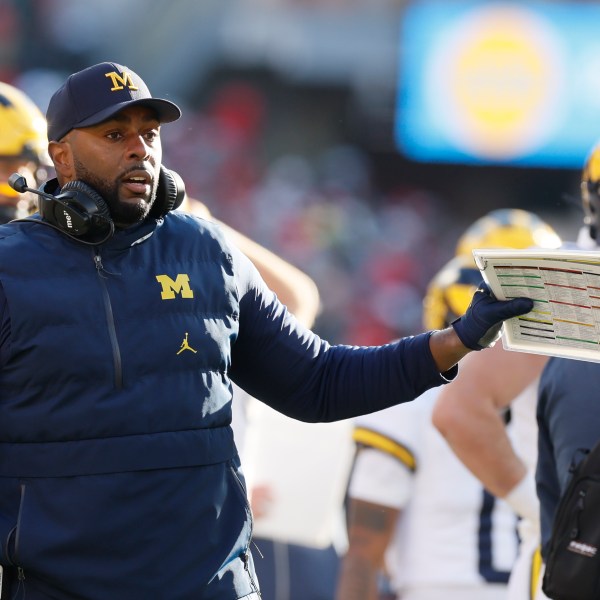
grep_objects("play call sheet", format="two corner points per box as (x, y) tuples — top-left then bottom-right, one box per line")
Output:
(473, 249), (600, 363)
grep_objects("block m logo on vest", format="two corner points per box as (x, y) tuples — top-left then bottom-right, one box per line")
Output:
(155, 274), (194, 300)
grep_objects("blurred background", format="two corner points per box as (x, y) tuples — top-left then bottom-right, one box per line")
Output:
(1, 0), (591, 344)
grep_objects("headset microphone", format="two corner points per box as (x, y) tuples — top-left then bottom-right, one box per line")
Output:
(7, 173), (31, 195)
(7, 172), (114, 245)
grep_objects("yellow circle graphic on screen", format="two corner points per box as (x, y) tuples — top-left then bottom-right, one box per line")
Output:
(426, 4), (565, 160)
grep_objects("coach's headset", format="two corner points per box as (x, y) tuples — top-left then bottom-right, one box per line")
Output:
(7, 165), (185, 245)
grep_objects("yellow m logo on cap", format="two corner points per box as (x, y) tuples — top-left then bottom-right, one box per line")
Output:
(156, 274), (194, 300)
(105, 71), (139, 92)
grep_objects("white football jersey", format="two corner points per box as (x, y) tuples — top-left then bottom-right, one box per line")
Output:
(349, 386), (519, 599)
(510, 380), (539, 481)
(505, 379), (549, 600)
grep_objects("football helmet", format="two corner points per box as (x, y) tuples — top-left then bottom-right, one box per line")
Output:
(0, 82), (48, 164)
(581, 140), (600, 240)
(422, 255), (483, 330)
(455, 208), (561, 260)
(0, 82), (50, 216)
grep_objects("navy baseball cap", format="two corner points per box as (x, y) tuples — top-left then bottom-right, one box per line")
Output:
(46, 62), (181, 141)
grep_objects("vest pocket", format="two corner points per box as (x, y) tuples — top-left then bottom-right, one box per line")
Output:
(4, 525), (16, 566)
(224, 460), (262, 598)
(4, 483), (25, 567)
(227, 459), (254, 555)
(228, 459), (252, 523)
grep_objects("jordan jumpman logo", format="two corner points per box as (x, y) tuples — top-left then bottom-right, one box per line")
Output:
(177, 332), (197, 355)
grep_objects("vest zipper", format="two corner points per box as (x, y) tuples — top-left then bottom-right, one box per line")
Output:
(229, 462), (262, 596)
(93, 249), (123, 390)
(4, 484), (27, 598)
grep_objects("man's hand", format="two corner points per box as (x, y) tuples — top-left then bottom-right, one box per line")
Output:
(451, 282), (533, 350)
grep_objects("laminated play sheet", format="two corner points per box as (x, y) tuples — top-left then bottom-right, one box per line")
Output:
(473, 248), (600, 363)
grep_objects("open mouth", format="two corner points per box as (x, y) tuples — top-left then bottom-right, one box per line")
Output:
(122, 172), (151, 196)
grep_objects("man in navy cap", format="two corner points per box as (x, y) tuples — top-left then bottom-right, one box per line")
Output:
(43, 62), (182, 232)
(0, 62), (533, 599)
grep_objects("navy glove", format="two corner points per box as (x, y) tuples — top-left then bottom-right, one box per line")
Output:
(451, 282), (533, 350)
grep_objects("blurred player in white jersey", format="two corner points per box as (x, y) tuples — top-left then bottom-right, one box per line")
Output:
(336, 253), (520, 600)
(432, 210), (562, 600)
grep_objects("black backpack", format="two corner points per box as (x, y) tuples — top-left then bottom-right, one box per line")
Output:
(543, 438), (600, 600)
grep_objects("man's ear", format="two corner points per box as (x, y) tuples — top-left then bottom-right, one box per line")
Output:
(48, 140), (75, 182)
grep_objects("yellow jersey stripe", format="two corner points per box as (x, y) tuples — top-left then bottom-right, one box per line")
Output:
(530, 545), (543, 600)
(353, 427), (416, 472)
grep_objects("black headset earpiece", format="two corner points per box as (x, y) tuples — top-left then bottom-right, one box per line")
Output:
(149, 166), (186, 218)
(38, 178), (113, 241)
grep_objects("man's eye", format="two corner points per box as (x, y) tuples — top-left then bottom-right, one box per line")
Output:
(106, 131), (123, 141)
(145, 131), (159, 142)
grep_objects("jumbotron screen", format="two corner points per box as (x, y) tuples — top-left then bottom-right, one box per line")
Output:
(395, 0), (600, 168)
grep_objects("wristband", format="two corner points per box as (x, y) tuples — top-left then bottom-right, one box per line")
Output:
(503, 470), (539, 525)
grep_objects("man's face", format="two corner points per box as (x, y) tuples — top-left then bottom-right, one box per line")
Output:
(59, 105), (163, 228)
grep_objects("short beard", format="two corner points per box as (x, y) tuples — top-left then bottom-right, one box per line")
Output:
(72, 158), (156, 228)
